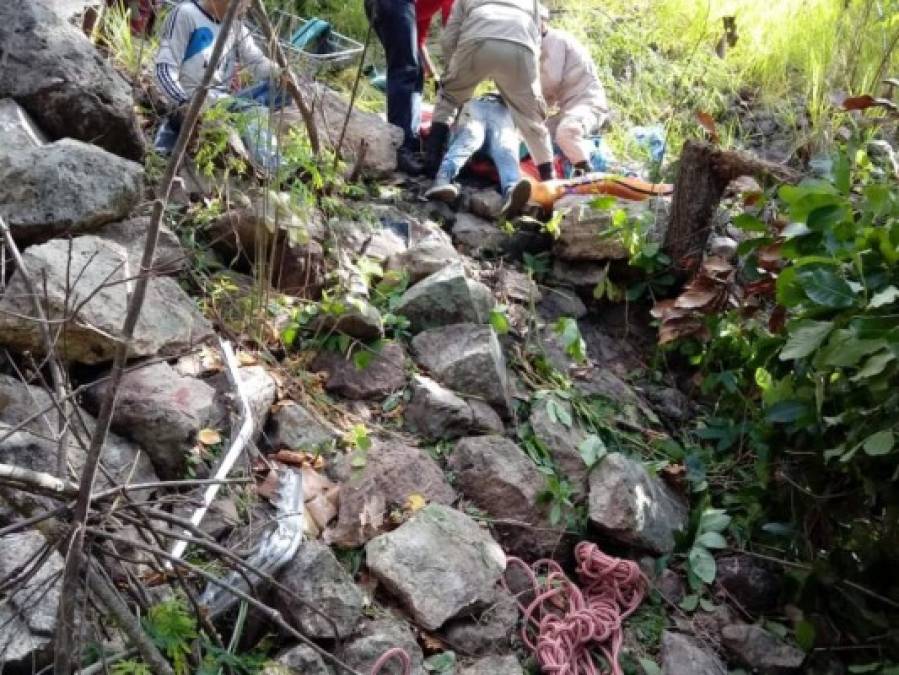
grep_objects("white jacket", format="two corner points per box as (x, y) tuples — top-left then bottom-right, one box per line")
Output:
(441, 0), (542, 62)
(540, 28), (608, 117)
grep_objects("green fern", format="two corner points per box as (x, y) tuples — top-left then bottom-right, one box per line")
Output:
(143, 599), (198, 675)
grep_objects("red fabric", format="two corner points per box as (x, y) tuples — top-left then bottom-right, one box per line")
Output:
(415, 0), (454, 49)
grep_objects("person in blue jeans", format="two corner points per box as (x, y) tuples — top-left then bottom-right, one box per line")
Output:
(364, 0), (427, 175)
(425, 94), (531, 218)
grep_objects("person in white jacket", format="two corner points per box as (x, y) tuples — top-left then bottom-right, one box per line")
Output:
(154, 0), (285, 171)
(423, 0), (555, 182)
(539, 9), (609, 174)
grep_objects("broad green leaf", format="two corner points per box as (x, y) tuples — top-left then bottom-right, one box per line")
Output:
(696, 532), (727, 549)
(679, 593), (699, 611)
(638, 658), (662, 675)
(869, 286), (899, 308)
(489, 307), (510, 334)
(423, 652), (456, 673)
(776, 267), (805, 307)
(796, 267), (856, 309)
(688, 545), (717, 584)
(766, 400), (809, 424)
(807, 204), (848, 230)
(779, 320), (834, 361)
(795, 619), (816, 652)
(852, 350), (895, 381)
(353, 350), (373, 370)
(699, 509), (732, 532)
(820, 332), (886, 368)
(578, 434), (608, 467)
(862, 430), (894, 456)
(732, 213), (768, 232)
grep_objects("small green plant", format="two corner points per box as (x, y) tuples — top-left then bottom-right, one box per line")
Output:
(489, 304), (511, 334)
(685, 508), (730, 588)
(143, 599), (198, 675)
(553, 317), (587, 363)
(194, 103), (249, 178)
(343, 423), (372, 468)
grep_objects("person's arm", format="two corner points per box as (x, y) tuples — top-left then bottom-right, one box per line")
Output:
(440, 0), (464, 65)
(569, 35), (609, 119)
(420, 43), (440, 81)
(237, 23), (279, 83)
(154, 5), (191, 106)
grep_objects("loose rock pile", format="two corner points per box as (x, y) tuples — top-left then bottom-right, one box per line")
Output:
(0, 3), (805, 674)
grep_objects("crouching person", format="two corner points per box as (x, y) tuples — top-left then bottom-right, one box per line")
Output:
(425, 94), (531, 218)
(424, 0), (555, 182)
(539, 7), (609, 175)
(153, 0), (286, 173)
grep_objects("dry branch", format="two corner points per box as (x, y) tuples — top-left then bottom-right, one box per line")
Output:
(664, 139), (801, 273)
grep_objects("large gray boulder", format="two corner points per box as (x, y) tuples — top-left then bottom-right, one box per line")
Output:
(266, 402), (340, 452)
(0, 531), (64, 670)
(274, 541), (364, 640)
(94, 217), (186, 275)
(0, 98), (47, 153)
(365, 504), (507, 630)
(310, 341), (407, 400)
(451, 213), (508, 257)
(587, 453), (688, 554)
(0, 0), (144, 159)
(341, 618), (425, 675)
(552, 196), (667, 262)
(82, 361), (217, 480)
(411, 324), (513, 418)
(264, 645), (332, 675)
(325, 442), (455, 547)
(714, 554), (783, 613)
(282, 83), (403, 178)
(660, 631), (726, 675)
(440, 587), (519, 656)
(448, 436), (563, 558)
(403, 376), (503, 441)
(529, 397), (591, 499)
(0, 139), (143, 246)
(311, 297), (383, 341)
(0, 374), (158, 514)
(0, 236), (213, 364)
(394, 264), (494, 333)
(387, 235), (461, 284)
(721, 623), (805, 674)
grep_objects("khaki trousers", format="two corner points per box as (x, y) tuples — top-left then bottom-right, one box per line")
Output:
(547, 104), (599, 165)
(434, 39), (553, 165)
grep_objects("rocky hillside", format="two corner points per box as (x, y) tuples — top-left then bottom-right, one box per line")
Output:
(0, 2), (831, 675)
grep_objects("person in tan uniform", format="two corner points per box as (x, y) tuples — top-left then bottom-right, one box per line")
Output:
(539, 7), (609, 174)
(423, 0), (556, 182)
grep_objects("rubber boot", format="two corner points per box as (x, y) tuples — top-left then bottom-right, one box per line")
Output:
(572, 161), (591, 177)
(396, 146), (424, 176)
(424, 122), (451, 178)
(538, 162), (555, 181)
(500, 179), (532, 219)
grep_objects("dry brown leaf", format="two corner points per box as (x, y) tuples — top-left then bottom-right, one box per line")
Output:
(842, 94), (877, 110)
(272, 450), (310, 467)
(757, 244), (783, 271)
(674, 288), (720, 310)
(237, 350), (259, 366)
(769, 304), (787, 333)
(696, 111), (720, 143)
(197, 428), (222, 445)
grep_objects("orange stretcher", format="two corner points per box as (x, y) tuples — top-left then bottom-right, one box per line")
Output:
(525, 173), (674, 210)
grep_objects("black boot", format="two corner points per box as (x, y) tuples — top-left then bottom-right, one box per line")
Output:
(424, 122), (451, 178)
(537, 162), (555, 181)
(573, 161), (591, 176)
(396, 146), (424, 176)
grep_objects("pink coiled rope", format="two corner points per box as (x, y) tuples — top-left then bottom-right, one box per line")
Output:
(370, 646), (412, 675)
(505, 542), (647, 675)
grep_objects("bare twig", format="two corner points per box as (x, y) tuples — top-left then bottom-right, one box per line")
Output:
(0, 217), (71, 477)
(53, 1), (249, 669)
(250, 0), (321, 153)
(333, 23), (373, 168)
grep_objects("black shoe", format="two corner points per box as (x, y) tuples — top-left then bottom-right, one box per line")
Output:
(500, 179), (532, 219)
(537, 162), (556, 181)
(424, 122), (451, 178)
(396, 147), (424, 176)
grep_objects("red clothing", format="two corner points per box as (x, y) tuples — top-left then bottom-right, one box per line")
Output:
(415, 0), (453, 49)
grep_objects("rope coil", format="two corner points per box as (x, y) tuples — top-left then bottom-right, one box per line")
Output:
(507, 542), (647, 675)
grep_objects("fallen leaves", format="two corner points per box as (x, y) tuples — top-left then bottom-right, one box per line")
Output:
(696, 110), (720, 143)
(652, 257), (736, 344)
(197, 428), (222, 445)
